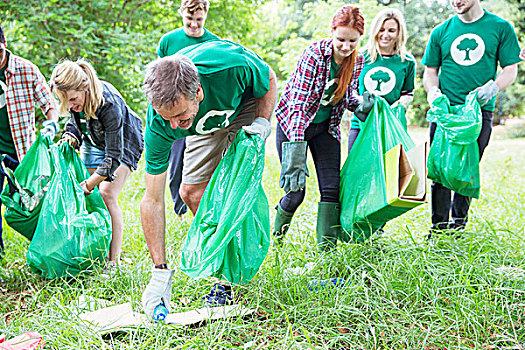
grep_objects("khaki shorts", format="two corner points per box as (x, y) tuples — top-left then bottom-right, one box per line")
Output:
(182, 99), (256, 185)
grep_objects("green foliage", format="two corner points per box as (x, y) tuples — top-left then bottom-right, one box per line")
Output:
(2, 0), (164, 117)
(494, 87), (525, 123)
(409, 87), (429, 127)
(1, 0), (266, 120)
(394, 0), (451, 59)
(505, 122), (525, 139)
(252, 0), (382, 83)
(3, 0), (523, 121)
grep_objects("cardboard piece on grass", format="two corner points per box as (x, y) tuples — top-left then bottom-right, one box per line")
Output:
(79, 302), (255, 333)
(360, 142), (427, 226)
(79, 303), (147, 333)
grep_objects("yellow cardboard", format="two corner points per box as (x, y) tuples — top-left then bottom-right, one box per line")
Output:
(385, 142), (427, 209)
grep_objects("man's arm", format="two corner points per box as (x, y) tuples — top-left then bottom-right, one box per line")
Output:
(423, 66), (440, 92)
(473, 63), (518, 106)
(494, 63), (518, 90)
(140, 171), (168, 265)
(423, 66), (443, 105)
(254, 68), (278, 121)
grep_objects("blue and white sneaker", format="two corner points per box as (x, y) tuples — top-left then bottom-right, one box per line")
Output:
(203, 284), (233, 306)
(308, 278), (346, 292)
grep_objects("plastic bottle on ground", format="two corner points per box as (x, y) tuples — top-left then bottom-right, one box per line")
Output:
(153, 303), (168, 321)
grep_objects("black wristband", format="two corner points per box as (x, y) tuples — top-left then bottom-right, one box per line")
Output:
(155, 263), (168, 270)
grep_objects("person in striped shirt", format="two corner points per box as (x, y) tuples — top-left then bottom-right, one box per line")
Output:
(0, 24), (58, 256)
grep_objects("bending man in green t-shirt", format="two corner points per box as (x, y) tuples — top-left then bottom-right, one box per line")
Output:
(157, 0), (220, 217)
(422, 0), (521, 234)
(140, 40), (277, 318)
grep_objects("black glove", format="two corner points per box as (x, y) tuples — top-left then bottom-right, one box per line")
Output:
(354, 92), (375, 122)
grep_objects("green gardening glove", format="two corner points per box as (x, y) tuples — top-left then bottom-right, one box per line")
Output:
(279, 141), (308, 193)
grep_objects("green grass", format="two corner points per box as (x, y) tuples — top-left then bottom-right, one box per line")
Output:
(1, 127), (524, 349)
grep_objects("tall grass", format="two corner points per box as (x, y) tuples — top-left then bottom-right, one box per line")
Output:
(1, 127), (524, 349)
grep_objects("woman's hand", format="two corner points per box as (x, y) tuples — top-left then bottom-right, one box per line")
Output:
(80, 180), (93, 196)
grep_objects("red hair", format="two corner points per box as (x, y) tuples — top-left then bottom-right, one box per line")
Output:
(330, 5), (365, 104)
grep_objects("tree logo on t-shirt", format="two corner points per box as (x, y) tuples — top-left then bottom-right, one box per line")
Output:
(320, 78), (339, 106)
(0, 80), (7, 109)
(195, 109), (236, 134)
(451, 33), (485, 66)
(363, 67), (396, 96)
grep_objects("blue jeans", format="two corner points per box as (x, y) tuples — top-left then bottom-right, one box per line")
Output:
(429, 110), (493, 229)
(0, 153), (19, 254)
(168, 138), (188, 215)
(276, 120), (341, 213)
(347, 128), (360, 153)
(80, 142), (131, 169)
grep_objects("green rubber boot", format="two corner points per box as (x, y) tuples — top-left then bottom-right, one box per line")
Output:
(273, 204), (294, 240)
(316, 202), (340, 252)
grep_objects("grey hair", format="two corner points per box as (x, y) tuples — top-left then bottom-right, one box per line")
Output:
(142, 54), (199, 107)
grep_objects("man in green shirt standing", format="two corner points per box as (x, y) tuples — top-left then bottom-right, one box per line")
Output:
(140, 40), (277, 318)
(157, 0), (219, 217)
(422, 0), (521, 233)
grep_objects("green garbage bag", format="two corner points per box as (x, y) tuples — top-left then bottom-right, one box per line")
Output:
(394, 105), (408, 131)
(0, 134), (53, 240)
(340, 97), (415, 242)
(26, 143), (112, 279)
(426, 92), (481, 198)
(180, 130), (270, 284)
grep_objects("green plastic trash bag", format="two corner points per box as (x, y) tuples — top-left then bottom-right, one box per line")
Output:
(26, 143), (112, 279)
(0, 134), (53, 240)
(393, 105), (407, 131)
(180, 130), (270, 284)
(426, 92), (481, 198)
(340, 97), (415, 242)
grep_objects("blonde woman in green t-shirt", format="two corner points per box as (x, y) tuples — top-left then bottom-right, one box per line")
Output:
(348, 8), (415, 152)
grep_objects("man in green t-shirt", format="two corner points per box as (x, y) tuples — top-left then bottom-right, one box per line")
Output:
(157, 0), (220, 218)
(422, 0), (521, 233)
(140, 40), (277, 318)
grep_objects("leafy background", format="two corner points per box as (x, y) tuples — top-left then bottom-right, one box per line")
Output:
(2, 0), (524, 126)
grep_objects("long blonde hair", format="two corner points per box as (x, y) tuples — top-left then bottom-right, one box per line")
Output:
(50, 59), (104, 119)
(366, 8), (408, 63)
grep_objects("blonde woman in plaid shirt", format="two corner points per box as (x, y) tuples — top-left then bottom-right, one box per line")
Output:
(274, 5), (373, 251)
(0, 24), (58, 256)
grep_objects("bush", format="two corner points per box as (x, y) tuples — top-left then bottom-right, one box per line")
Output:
(506, 120), (525, 139)
(409, 87), (429, 127)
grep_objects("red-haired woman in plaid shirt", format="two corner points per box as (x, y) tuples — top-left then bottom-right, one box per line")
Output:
(274, 5), (373, 251)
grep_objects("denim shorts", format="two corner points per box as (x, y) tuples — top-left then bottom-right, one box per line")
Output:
(80, 142), (131, 169)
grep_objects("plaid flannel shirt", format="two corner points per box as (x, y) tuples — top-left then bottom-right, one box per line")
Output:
(4, 51), (55, 160)
(275, 39), (364, 142)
